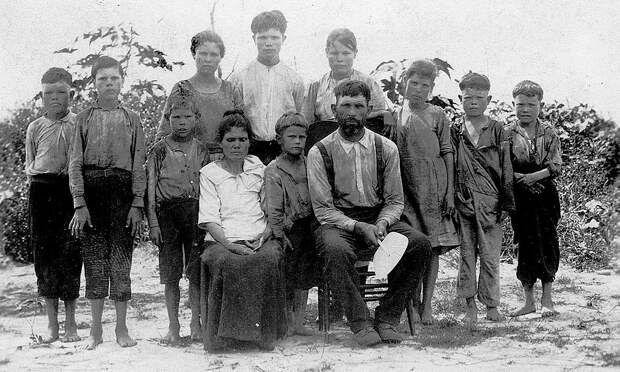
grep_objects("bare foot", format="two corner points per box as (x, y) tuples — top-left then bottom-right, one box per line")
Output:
(61, 330), (81, 343)
(485, 307), (505, 322)
(85, 335), (103, 350)
(510, 304), (536, 317)
(420, 308), (434, 325)
(41, 324), (59, 344)
(463, 307), (478, 327)
(541, 306), (558, 318)
(115, 327), (137, 348)
(162, 331), (181, 345)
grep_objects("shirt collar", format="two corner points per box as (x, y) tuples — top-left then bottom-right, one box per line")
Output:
(44, 110), (72, 123)
(93, 100), (123, 110)
(336, 128), (371, 154)
(275, 155), (305, 178)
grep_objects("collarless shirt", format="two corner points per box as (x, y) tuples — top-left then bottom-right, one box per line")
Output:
(231, 60), (305, 141)
(25, 111), (76, 176)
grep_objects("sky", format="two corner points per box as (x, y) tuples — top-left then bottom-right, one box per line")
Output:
(1, 0), (619, 121)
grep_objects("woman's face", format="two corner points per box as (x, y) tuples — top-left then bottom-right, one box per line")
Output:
(405, 73), (434, 106)
(193, 42), (222, 75)
(221, 127), (250, 162)
(326, 40), (356, 77)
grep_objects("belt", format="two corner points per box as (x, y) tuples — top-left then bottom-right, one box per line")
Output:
(83, 167), (130, 178)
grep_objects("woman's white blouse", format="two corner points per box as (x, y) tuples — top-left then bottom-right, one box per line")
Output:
(198, 155), (267, 242)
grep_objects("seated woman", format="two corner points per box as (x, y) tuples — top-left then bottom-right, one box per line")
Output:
(198, 110), (286, 352)
(157, 30), (242, 160)
(303, 28), (389, 132)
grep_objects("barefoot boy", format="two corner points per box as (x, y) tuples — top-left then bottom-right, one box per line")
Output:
(506, 80), (562, 317)
(26, 67), (82, 343)
(146, 88), (209, 343)
(68, 56), (145, 349)
(451, 72), (515, 325)
(265, 112), (320, 337)
(231, 10), (305, 165)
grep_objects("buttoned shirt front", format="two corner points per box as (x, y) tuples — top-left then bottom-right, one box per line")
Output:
(307, 128), (404, 231)
(231, 60), (305, 141)
(25, 111), (76, 176)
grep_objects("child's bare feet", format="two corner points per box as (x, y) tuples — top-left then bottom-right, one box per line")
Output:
(42, 323), (60, 343)
(162, 331), (181, 344)
(61, 321), (81, 343)
(85, 326), (103, 350)
(190, 319), (202, 342)
(463, 297), (478, 327)
(510, 303), (536, 317)
(485, 307), (505, 321)
(420, 305), (434, 325)
(115, 326), (137, 347)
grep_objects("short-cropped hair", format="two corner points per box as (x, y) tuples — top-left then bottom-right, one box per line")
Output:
(275, 112), (308, 136)
(326, 28), (357, 53)
(334, 80), (371, 103)
(190, 30), (225, 58)
(41, 67), (72, 86)
(165, 86), (200, 119)
(216, 109), (254, 142)
(459, 72), (491, 91)
(405, 59), (438, 81)
(91, 56), (124, 80)
(251, 10), (287, 35)
(512, 80), (544, 101)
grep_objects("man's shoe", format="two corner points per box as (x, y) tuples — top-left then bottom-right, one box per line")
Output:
(353, 326), (382, 347)
(375, 323), (403, 344)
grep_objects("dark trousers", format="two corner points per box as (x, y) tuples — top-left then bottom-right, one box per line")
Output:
(81, 169), (134, 301)
(249, 140), (281, 165)
(29, 175), (82, 300)
(316, 207), (431, 332)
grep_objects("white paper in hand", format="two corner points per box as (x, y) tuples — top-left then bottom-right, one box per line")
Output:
(373, 232), (408, 279)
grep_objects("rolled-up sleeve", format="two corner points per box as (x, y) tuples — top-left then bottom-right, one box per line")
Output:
(307, 146), (356, 231)
(377, 139), (404, 226)
(544, 128), (562, 178)
(198, 169), (221, 229)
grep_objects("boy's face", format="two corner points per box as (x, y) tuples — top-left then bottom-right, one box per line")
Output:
(405, 73), (434, 106)
(253, 28), (285, 61)
(194, 42), (222, 75)
(169, 108), (196, 139)
(94, 66), (123, 101)
(513, 94), (541, 125)
(332, 94), (370, 139)
(460, 88), (491, 118)
(221, 127), (250, 162)
(278, 125), (307, 156)
(42, 81), (71, 117)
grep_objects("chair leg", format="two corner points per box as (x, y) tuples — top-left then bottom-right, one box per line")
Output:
(200, 262), (208, 350)
(406, 297), (416, 336)
(318, 281), (330, 342)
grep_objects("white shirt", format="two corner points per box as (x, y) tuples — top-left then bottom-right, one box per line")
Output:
(231, 60), (305, 141)
(198, 155), (267, 241)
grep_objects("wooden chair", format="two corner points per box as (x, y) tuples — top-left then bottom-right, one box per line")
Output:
(317, 263), (418, 340)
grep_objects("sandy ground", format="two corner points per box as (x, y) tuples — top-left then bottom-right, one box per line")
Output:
(0, 244), (618, 372)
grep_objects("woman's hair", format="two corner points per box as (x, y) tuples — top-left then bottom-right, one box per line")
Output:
(275, 112), (308, 136)
(251, 10), (287, 35)
(190, 30), (225, 58)
(325, 28), (357, 53)
(405, 59), (438, 81)
(216, 109), (253, 142)
(512, 80), (544, 101)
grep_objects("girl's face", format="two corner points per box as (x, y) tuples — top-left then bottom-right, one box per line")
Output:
(221, 127), (250, 161)
(194, 42), (222, 75)
(405, 73), (434, 106)
(278, 125), (307, 156)
(326, 40), (356, 77)
(514, 94), (541, 125)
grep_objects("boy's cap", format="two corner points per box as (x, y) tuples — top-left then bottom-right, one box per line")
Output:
(459, 72), (490, 91)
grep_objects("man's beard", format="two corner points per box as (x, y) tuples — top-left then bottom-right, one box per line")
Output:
(337, 114), (366, 138)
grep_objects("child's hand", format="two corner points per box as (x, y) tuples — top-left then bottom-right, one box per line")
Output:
(69, 206), (92, 237)
(126, 207), (143, 237)
(517, 173), (538, 187)
(150, 227), (162, 246)
(442, 194), (456, 216)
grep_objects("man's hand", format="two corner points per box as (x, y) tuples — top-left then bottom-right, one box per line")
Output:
(149, 226), (162, 246)
(517, 173), (538, 187)
(69, 206), (92, 237)
(226, 243), (255, 255)
(126, 207), (143, 237)
(375, 219), (388, 241)
(354, 221), (380, 248)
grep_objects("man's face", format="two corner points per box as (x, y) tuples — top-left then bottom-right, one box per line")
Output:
(253, 28), (285, 61)
(94, 66), (123, 101)
(461, 88), (491, 118)
(332, 94), (370, 139)
(169, 108), (197, 139)
(42, 81), (71, 117)
(514, 94), (541, 125)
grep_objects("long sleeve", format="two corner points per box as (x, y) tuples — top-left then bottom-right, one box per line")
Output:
(264, 165), (286, 239)
(293, 77), (305, 113)
(302, 81), (319, 124)
(544, 127), (562, 178)
(499, 125), (516, 212)
(145, 153), (159, 228)
(437, 111), (454, 156)
(130, 112), (146, 208)
(307, 146), (357, 231)
(68, 112), (87, 208)
(376, 140), (404, 225)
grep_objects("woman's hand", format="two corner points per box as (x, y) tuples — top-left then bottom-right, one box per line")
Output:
(226, 243), (255, 255)
(69, 206), (92, 237)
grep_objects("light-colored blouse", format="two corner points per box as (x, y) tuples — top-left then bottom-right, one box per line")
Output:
(198, 155), (267, 241)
